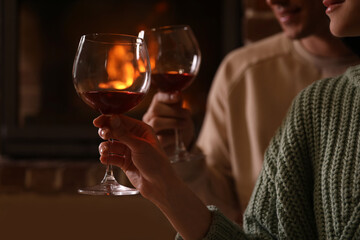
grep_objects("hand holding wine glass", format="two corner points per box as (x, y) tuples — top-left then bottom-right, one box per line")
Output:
(72, 33), (151, 195)
(143, 91), (195, 156)
(145, 25), (201, 163)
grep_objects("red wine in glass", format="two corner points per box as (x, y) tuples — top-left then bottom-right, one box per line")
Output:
(151, 72), (195, 93)
(79, 90), (146, 114)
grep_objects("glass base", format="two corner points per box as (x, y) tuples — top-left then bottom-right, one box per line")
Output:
(78, 163), (139, 196)
(78, 177), (139, 196)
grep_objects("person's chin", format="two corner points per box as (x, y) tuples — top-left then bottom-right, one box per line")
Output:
(330, 21), (359, 37)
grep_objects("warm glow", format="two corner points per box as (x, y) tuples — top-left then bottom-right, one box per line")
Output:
(150, 57), (156, 70)
(99, 45), (144, 90)
(138, 59), (146, 73)
(155, 1), (169, 13)
(182, 98), (191, 111)
(147, 40), (158, 70)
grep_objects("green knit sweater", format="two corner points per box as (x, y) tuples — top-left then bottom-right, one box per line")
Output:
(176, 65), (360, 239)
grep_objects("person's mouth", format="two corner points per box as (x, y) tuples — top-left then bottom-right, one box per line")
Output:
(275, 6), (301, 24)
(323, 0), (345, 14)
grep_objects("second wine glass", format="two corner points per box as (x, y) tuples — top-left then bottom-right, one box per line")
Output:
(145, 25), (201, 163)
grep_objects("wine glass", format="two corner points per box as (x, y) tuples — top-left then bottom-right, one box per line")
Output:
(72, 33), (151, 195)
(145, 25), (201, 163)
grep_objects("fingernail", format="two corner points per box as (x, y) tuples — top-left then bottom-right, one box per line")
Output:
(99, 128), (107, 138)
(99, 144), (107, 155)
(169, 93), (177, 100)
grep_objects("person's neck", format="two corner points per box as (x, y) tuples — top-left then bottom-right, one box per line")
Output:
(299, 32), (355, 58)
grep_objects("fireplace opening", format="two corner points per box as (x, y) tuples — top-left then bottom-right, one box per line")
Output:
(0, 0), (243, 159)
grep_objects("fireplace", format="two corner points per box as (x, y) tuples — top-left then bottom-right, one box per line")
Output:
(0, 0), (243, 160)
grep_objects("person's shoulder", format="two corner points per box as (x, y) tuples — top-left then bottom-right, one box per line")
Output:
(222, 32), (292, 68)
(215, 33), (294, 85)
(347, 64), (360, 79)
(294, 65), (360, 108)
(306, 64), (360, 91)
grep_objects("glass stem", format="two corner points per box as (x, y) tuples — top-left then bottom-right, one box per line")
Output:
(101, 164), (117, 183)
(101, 138), (117, 184)
(174, 128), (187, 155)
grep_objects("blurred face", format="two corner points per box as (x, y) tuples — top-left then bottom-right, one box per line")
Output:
(266, 0), (330, 39)
(323, 0), (360, 37)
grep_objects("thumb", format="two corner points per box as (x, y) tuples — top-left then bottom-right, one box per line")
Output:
(109, 115), (159, 152)
(156, 91), (182, 104)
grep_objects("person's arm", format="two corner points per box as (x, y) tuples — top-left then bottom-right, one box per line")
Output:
(94, 114), (210, 239)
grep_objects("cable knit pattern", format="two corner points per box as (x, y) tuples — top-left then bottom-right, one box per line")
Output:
(175, 65), (360, 239)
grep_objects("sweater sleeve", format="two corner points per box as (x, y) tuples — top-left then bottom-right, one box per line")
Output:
(175, 203), (279, 240)
(175, 206), (247, 240)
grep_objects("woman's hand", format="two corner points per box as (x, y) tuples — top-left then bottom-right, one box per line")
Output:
(93, 114), (212, 240)
(93, 114), (177, 201)
(143, 92), (195, 155)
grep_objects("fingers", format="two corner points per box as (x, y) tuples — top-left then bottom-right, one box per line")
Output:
(94, 114), (160, 150)
(93, 114), (108, 127)
(144, 100), (192, 133)
(147, 115), (190, 133)
(95, 115), (143, 138)
(155, 91), (182, 104)
(144, 104), (189, 123)
(100, 154), (127, 168)
(99, 140), (129, 157)
(157, 132), (176, 152)
(94, 114), (177, 200)
(98, 141), (132, 169)
(143, 92), (184, 123)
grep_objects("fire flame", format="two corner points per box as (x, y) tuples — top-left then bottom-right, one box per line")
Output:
(182, 98), (191, 110)
(147, 40), (158, 70)
(98, 45), (145, 90)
